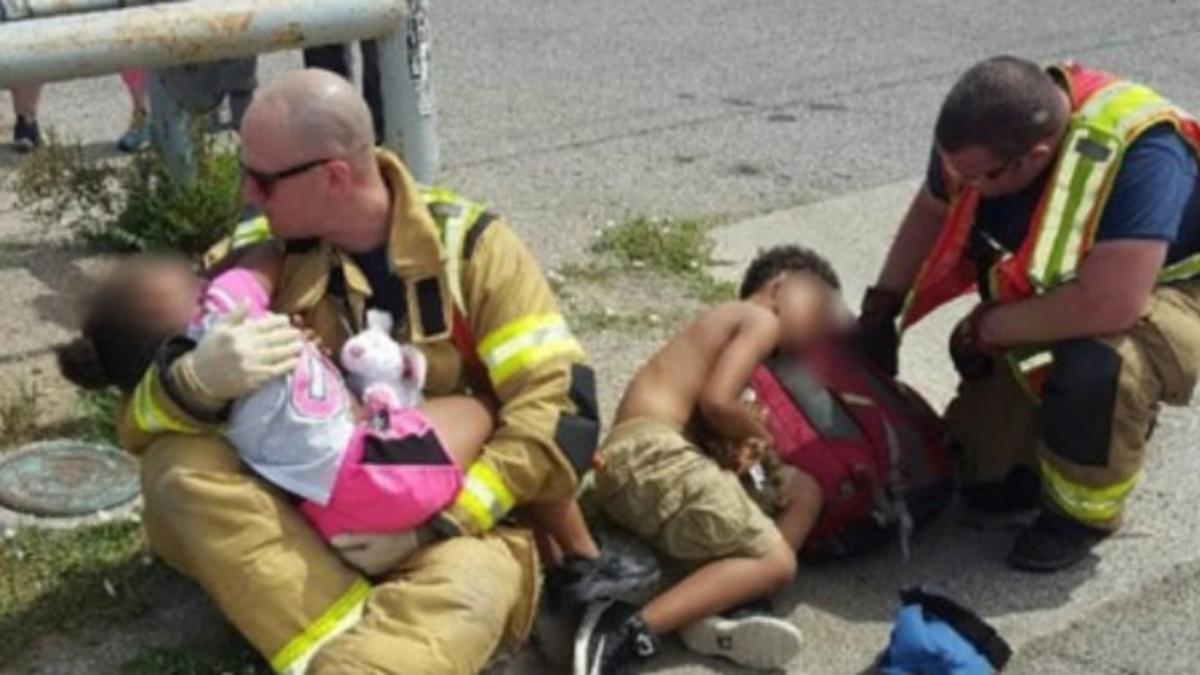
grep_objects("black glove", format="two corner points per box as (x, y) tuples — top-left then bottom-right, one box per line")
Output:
(949, 303), (997, 381)
(857, 286), (905, 376)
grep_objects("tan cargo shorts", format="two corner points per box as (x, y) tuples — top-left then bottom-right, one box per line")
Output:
(593, 417), (782, 564)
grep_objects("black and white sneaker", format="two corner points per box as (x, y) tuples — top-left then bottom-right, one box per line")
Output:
(12, 115), (41, 153)
(574, 600), (661, 675)
(548, 550), (661, 609)
(679, 609), (803, 670)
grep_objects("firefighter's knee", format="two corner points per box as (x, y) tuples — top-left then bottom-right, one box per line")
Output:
(139, 433), (256, 570)
(1041, 339), (1122, 468)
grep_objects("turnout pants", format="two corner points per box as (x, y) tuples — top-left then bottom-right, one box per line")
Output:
(946, 280), (1200, 529)
(139, 433), (539, 675)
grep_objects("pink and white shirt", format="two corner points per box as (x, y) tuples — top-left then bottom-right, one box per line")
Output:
(187, 269), (354, 505)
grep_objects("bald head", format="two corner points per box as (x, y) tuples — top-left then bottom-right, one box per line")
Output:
(242, 69), (375, 167)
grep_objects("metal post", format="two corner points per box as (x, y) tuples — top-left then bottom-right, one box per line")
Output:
(0, 0), (408, 87)
(378, 0), (439, 182)
(146, 68), (195, 184)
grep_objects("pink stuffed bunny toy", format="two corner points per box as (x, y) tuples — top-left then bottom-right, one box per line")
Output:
(340, 309), (427, 413)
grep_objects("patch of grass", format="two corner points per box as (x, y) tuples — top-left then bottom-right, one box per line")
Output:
(0, 379), (42, 447)
(77, 388), (121, 445)
(556, 261), (619, 285)
(591, 216), (735, 302)
(0, 522), (162, 665)
(123, 639), (267, 675)
(547, 261), (620, 303)
(14, 126), (243, 257)
(569, 307), (668, 335)
(593, 215), (717, 278)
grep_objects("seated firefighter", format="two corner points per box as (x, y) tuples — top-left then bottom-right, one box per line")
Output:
(101, 69), (653, 674)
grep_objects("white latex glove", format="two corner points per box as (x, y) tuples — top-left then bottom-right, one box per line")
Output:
(331, 529), (426, 576)
(186, 304), (304, 400)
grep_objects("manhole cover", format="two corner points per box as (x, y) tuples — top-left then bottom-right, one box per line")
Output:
(0, 440), (138, 517)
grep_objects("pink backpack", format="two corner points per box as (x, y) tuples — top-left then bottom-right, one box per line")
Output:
(750, 338), (955, 558)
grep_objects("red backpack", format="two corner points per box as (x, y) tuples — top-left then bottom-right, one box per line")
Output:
(750, 338), (955, 559)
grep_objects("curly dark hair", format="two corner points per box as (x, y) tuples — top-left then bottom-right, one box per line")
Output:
(739, 245), (840, 299)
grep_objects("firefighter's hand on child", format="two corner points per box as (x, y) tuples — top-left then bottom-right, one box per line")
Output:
(186, 303), (304, 399)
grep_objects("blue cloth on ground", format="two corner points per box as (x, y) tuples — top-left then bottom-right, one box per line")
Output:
(879, 604), (995, 675)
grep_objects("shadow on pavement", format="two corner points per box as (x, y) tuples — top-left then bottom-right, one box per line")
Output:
(772, 501), (1097, 623)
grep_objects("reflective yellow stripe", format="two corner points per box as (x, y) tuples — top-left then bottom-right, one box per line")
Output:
(1040, 459), (1140, 525)
(1030, 125), (1086, 287)
(270, 578), (370, 674)
(478, 313), (583, 387)
(1076, 80), (1133, 119)
(1030, 82), (1173, 290)
(470, 461), (516, 511)
(1055, 131), (1113, 281)
(1017, 349), (1053, 375)
(454, 462), (517, 531)
(230, 216), (272, 250)
(131, 368), (196, 434)
(1085, 83), (1164, 133)
(455, 485), (498, 531)
(420, 186), (488, 310)
(1159, 253), (1200, 283)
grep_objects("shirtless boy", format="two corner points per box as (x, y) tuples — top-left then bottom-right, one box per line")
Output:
(574, 245), (845, 674)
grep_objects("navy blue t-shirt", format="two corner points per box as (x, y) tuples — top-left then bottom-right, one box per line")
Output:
(352, 247), (408, 322)
(926, 124), (1200, 268)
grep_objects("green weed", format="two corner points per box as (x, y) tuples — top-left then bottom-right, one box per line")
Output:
(569, 307), (667, 335)
(592, 216), (735, 302)
(77, 388), (121, 445)
(593, 216), (717, 278)
(15, 126), (242, 257)
(0, 522), (160, 665)
(0, 379), (42, 448)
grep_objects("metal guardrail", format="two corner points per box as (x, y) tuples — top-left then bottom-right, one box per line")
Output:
(0, 0), (439, 182)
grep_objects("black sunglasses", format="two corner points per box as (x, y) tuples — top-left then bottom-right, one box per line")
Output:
(242, 156), (335, 197)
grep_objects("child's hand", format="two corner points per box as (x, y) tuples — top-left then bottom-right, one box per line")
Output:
(734, 437), (769, 475)
(706, 436), (767, 475)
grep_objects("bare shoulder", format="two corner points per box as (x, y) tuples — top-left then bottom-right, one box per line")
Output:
(691, 301), (779, 338)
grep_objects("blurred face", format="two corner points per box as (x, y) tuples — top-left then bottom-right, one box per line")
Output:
(939, 141), (1056, 199)
(128, 258), (204, 334)
(771, 273), (841, 350)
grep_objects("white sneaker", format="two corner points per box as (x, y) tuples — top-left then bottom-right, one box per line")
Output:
(679, 613), (803, 671)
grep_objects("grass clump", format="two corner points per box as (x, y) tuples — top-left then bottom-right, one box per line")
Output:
(0, 522), (160, 664)
(591, 216), (734, 301)
(569, 307), (667, 336)
(593, 216), (717, 278)
(77, 388), (121, 445)
(15, 127), (242, 257)
(0, 379), (42, 448)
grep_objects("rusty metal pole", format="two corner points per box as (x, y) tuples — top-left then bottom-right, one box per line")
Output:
(0, 0), (131, 21)
(376, 0), (439, 182)
(0, 0), (408, 87)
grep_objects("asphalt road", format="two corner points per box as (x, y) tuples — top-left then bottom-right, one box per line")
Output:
(9, 1), (1200, 264)
(4, 1), (1200, 673)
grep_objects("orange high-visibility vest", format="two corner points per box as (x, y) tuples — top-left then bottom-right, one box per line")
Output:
(902, 62), (1200, 394)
